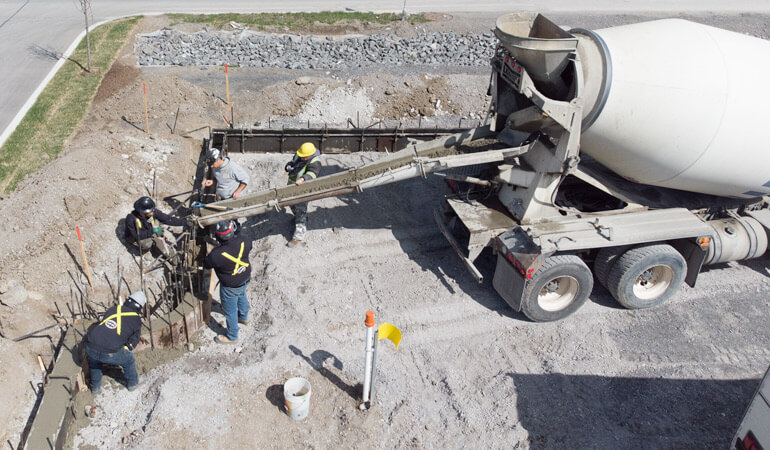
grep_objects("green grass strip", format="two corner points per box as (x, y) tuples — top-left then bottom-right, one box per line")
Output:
(0, 16), (140, 193)
(167, 11), (428, 30)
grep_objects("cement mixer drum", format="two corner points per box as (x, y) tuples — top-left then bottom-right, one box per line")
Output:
(575, 19), (770, 199)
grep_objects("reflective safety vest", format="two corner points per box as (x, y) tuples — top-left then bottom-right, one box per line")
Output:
(291, 155), (320, 182)
(221, 242), (249, 276)
(136, 216), (157, 229)
(99, 305), (140, 335)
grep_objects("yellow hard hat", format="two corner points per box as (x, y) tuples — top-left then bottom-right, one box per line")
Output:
(296, 142), (316, 158)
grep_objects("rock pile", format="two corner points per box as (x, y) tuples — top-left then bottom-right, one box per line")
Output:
(135, 29), (497, 68)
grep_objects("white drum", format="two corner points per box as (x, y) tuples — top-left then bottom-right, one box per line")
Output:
(575, 19), (770, 198)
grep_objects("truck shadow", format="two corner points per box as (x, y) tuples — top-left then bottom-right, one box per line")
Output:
(507, 372), (759, 449)
(234, 171), (538, 320)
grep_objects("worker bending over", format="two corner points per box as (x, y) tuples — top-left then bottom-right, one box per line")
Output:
(124, 196), (186, 258)
(204, 220), (252, 344)
(85, 291), (146, 394)
(285, 142), (321, 247)
(203, 148), (250, 200)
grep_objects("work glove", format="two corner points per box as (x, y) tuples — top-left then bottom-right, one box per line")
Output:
(284, 162), (293, 173)
(153, 227), (163, 237)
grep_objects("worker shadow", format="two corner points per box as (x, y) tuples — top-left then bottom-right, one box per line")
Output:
(507, 372), (759, 448)
(287, 345), (360, 400)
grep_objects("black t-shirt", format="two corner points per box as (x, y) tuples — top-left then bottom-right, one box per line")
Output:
(204, 237), (253, 287)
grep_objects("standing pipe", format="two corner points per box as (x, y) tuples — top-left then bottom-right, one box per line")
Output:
(360, 311), (375, 410)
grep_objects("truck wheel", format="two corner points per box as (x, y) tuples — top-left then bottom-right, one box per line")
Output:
(593, 245), (629, 288)
(521, 255), (593, 322)
(606, 244), (686, 309)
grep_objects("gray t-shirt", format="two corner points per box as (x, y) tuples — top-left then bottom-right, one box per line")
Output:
(213, 157), (250, 199)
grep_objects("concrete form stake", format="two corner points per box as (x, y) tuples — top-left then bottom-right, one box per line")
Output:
(143, 82), (150, 136)
(75, 226), (94, 291)
(225, 63), (230, 106)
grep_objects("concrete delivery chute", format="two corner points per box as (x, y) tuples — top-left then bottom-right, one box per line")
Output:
(190, 13), (770, 322)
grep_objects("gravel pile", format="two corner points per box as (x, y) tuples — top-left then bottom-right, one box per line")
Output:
(135, 30), (497, 68)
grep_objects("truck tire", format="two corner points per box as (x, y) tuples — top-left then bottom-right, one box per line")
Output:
(593, 245), (630, 288)
(606, 244), (686, 310)
(521, 255), (593, 322)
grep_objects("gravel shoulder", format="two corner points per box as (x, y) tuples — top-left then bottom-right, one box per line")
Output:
(0, 12), (768, 448)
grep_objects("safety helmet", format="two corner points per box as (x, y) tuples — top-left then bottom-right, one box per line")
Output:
(214, 220), (237, 241)
(296, 142), (316, 158)
(127, 291), (147, 308)
(134, 196), (155, 214)
(206, 147), (222, 165)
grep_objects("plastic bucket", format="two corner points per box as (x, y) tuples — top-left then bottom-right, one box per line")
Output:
(284, 377), (311, 420)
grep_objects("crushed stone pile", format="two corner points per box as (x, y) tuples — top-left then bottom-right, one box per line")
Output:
(135, 30), (497, 68)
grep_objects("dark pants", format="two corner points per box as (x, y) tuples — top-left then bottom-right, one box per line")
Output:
(86, 345), (138, 391)
(290, 202), (308, 240)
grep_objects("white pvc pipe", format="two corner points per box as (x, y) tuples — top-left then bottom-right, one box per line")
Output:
(360, 312), (375, 408)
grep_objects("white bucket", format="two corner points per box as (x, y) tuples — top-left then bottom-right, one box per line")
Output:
(284, 377), (311, 420)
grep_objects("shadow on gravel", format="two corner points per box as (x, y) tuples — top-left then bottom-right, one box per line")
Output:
(234, 165), (521, 321)
(289, 345), (360, 401)
(508, 372), (759, 449)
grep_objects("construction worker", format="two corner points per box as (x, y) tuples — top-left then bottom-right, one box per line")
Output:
(284, 142), (321, 247)
(85, 291), (146, 394)
(204, 220), (252, 344)
(124, 196), (186, 258)
(203, 148), (250, 200)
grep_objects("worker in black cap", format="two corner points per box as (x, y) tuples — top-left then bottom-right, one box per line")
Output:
(124, 196), (186, 257)
(85, 291), (146, 394)
(204, 220), (252, 344)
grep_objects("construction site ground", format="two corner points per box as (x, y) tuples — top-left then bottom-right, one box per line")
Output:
(1, 11), (769, 449)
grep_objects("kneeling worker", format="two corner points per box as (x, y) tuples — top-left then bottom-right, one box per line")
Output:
(204, 220), (252, 344)
(85, 291), (146, 394)
(125, 196), (186, 258)
(284, 142), (321, 247)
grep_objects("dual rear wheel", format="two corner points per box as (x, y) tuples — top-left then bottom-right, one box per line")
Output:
(519, 244), (686, 322)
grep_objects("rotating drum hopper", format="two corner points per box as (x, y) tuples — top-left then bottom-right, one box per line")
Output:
(494, 13), (577, 85)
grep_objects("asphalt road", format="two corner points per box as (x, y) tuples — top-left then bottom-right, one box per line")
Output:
(1, 0), (770, 147)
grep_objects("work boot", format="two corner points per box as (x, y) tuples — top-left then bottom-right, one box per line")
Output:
(238, 318), (250, 325)
(215, 335), (238, 344)
(287, 239), (300, 248)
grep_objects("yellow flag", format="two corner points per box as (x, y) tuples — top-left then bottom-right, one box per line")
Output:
(378, 323), (401, 350)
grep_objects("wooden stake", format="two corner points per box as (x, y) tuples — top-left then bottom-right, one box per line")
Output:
(143, 82), (150, 136)
(225, 63), (230, 106)
(75, 226), (94, 291)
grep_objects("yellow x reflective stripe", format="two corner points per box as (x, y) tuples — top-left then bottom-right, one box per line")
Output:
(136, 217), (155, 229)
(100, 305), (140, 335)
(221, 242), (249, 276)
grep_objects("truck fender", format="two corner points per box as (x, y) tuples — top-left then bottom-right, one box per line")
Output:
(492, 252), (527, 311)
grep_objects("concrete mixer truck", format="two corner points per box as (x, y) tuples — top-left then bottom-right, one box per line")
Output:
(193, 14), (770, 322)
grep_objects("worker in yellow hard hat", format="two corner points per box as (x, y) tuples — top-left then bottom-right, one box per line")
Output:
(284, 142), (322, 247)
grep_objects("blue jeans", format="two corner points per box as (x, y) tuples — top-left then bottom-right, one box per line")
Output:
(86, 345), (138, 391)
(220, 282), (249, 341)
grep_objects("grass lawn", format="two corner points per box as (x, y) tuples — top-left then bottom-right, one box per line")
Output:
(167, 11), (427, 30)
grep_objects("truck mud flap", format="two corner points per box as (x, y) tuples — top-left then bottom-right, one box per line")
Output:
(492, 252), (526, 311)
(433, 208), (484, 283)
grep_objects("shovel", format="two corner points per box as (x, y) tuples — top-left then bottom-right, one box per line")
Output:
(190, 201), (233, 211)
